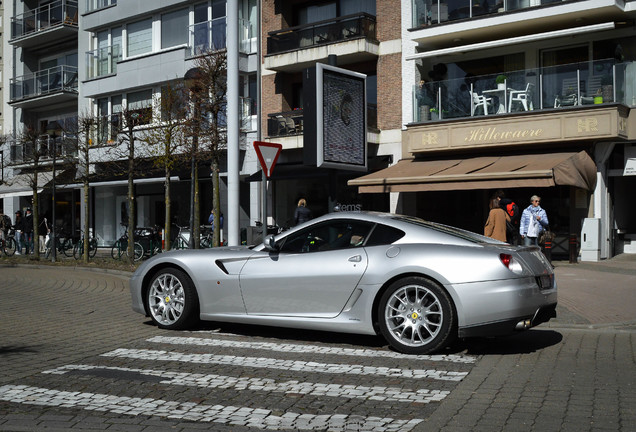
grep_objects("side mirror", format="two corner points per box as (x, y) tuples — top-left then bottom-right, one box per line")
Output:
(263, 234), (278, 252)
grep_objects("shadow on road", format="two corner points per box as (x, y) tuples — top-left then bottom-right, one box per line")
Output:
(460, 329), (563, 355)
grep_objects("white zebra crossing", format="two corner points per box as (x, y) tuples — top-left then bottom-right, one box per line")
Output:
(0, 385), (424, 431)
(44, 364), (450, 404)
(150, 335), (477, 363)
(102, 348), (468, 381)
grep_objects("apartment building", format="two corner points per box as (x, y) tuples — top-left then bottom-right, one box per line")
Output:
(1, 0), (259, 247)
(260, 0), (403, 226)
(1, 0), (79, 222)
(349, 0), (636, 259)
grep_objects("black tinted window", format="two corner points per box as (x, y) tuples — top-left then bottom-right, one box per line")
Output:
(280, 220), (374, 253)
(365, 224), (405, 246)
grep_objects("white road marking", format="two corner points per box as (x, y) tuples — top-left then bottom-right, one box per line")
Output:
(150, 335), (476, 364)
(44, 364), (450, 404)
(101, 348), (467, 381)
(0, 385), (424, 431)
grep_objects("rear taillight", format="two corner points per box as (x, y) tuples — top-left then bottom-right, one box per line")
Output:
(500, 253), (524, 274)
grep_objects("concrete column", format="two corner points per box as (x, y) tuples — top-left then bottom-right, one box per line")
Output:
(593, 143), (615, 259)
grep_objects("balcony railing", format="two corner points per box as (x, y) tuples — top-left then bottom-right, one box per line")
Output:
(86, 45), (122, 79)
(413, 0), (564, 27)
(85, 0), (117, 14)
(10, 136), (77, 164)
(11, 0), (78, 39)
(267, 104), (378, 138)
(239, 18), (257, 54)
(10, 65), (79, 102)
(267, 13), (377, 55)
(189, 18), (227, 57)
(413, 58), (633, 122)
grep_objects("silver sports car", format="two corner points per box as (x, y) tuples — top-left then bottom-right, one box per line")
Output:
(130, 211), (557, 354)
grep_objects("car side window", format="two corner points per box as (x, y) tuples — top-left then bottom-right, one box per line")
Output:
(365, 223), (405, 246)
(279, 220), (374, 253)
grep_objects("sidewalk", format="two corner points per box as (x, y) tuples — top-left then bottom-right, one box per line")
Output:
(549, 253), (636, 329)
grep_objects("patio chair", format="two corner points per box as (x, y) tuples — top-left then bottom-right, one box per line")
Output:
(508, 82), (534, 112)
(554, 77), (582, 107)
(468, 90), (492, 116)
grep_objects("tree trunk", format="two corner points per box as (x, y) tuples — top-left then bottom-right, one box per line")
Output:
(212, 156), (221, 247)
(83, 179), (89, 263)
(126, 130), (136, 264)
(164, 168), (171, 251)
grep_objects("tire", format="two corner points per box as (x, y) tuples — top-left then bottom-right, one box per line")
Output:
(110, 243), (120, 260)
(73, 243), (81, 260)
(62, 238), (74, 257)
(146, 268), (199, 330)
(129, 242), (144, 261)
(378, 277), (456, 355)
(3, 238), (17, 256)
(89, 238), (98, 258)
(200, 237), (211, 248)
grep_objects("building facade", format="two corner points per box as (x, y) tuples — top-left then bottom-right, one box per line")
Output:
(1, 0), (260, 247)
(350, 0), (636, 259)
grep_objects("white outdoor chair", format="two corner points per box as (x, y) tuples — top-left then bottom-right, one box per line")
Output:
(508, 83), (534, 112)
(469, 90), (492, 116)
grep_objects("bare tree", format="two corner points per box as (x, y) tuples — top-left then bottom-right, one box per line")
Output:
(142, 84), (188, 250)
(186, 50), (228, 248)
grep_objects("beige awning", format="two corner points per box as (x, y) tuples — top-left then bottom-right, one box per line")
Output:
(349, 151), (597, 193)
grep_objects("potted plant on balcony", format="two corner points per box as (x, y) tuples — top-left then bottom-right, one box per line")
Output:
(495, 74), (507, 90)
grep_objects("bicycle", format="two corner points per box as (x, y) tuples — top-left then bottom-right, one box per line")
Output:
(73, 229), (98, 260)
(200, 225), (213, 248)
(1, 229), (17, 257)
(44, 229), (74, 259)
(134, 226), (162, 258)
(111, 224), (143, 261)
(171, 224), (191, 250)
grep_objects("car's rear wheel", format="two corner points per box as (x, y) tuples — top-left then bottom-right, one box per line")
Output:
(378, 277), (455, 355)
(147, 268), (199, 330)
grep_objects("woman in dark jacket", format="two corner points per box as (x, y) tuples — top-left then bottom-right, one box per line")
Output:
(294, 198), (312, 226)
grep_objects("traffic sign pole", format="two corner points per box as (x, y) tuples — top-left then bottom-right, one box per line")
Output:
(253, 142), (282, 237)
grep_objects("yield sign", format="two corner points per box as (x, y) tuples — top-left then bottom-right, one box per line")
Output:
(253, 141), (282, 178)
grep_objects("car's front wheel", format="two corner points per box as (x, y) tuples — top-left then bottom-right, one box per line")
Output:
(146, 268), (199, 330)
(378, 277), (455, 355)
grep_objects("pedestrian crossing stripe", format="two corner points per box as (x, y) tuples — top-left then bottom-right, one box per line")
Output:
(44, 364), (450, 404)
(0, 385), (424, 431)
(102, 348), (468, 381)
(150, 335), (477, 363)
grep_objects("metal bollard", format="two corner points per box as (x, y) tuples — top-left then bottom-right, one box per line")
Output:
(544, 238), (552, 263)
(569, 234), (578, 263)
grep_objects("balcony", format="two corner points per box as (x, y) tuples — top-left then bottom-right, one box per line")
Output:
(188, 18), (227, 57)
(9, 136), (77, 165)
(86, 45), (122, 80)
(10, 65), (79, 110)
(267, 104), (378, 139)
(409, 0), (623, 47)
(412, 58), (632, 123)
(10, 0), (78, 48)
(265, 13), (379, 73)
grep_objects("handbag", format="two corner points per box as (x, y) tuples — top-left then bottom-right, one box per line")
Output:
(539, 228), (554, 245)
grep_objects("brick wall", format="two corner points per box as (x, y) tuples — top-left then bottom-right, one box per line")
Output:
(377, 52), (402, 130)
(376, 0), (402, 43)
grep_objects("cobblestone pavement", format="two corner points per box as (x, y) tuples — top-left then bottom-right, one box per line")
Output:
(1, 260), (635, 431)
(0, 265), (474, 431)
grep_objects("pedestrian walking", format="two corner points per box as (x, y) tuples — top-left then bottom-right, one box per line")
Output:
(520, 195), (549, 246)
(14, 210), (23, 255)
(0, 209), (9, 242)
(294, 198), (312, 226)
(484, 197), (510, 242)
(23, 208), (34, 254)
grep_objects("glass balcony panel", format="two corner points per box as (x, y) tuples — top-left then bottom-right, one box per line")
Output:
(10, 65), (79, 102)
(189, 18), (227, 57)
(411, 58), (632, 123)
(11, 0), (78, 39)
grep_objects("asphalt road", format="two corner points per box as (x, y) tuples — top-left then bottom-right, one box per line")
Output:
(0, 264), (634, 431)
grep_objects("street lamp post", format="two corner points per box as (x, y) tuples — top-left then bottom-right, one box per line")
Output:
(46, 121), (60, 263)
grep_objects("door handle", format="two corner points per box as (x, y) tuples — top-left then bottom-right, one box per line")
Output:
(348, 255), (362, 263)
